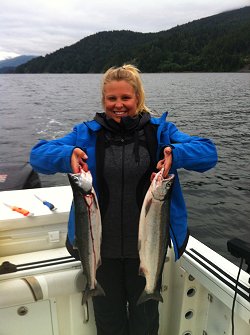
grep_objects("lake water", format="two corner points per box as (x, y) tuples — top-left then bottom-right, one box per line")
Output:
(0, 73), (249, 266)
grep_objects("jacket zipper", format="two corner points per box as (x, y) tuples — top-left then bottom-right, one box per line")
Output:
(121, 137), (125, 257)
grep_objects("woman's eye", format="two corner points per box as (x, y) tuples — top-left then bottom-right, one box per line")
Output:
(107, 97), (116, 101)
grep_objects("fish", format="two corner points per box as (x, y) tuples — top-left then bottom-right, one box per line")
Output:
(68, 168), (105, 303)
(137, 169), (174, 305)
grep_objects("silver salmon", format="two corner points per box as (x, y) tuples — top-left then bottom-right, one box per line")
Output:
(137, 169), (174, 305)
(68, 169), (105, 303)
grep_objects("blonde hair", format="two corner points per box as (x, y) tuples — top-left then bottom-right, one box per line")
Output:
(101, 64), (150, 114)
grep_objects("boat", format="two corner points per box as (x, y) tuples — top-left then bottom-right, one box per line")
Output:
(0, 184), (249, 335)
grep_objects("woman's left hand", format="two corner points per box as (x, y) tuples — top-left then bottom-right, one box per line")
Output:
(156, 146), (172, 178)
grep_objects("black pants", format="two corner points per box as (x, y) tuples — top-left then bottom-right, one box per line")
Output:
(92, 258), (159, 335)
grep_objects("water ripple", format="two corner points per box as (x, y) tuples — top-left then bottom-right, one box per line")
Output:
(0, 73), (249, 264)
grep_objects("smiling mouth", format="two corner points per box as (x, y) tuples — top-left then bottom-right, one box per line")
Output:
(114, 111), (127, 116)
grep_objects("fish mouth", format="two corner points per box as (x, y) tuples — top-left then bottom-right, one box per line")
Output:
(156, 169), (174, 182)
(163, 173), (175, 181)
(151, 170), (175, 199)
(160, 173), (175, 188)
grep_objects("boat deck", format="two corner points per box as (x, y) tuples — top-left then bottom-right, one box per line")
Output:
(0, 186), (249, 335)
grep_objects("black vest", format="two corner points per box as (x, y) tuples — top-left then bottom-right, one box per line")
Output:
(95, 119), (158, 258)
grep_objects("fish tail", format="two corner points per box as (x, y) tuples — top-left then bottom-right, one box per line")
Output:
(137, 289), (163, 305)
(82, 282), (105, 304)
(95, 282), (106, 297)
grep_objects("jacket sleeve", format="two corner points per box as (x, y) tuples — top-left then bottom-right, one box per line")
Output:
(30, 126), (79, 174)
(160, 122), (218, 172)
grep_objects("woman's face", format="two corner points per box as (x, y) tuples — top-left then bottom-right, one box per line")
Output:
(103, 80), (139, 123)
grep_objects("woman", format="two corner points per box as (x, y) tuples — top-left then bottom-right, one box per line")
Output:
(30, 64), (218, 335)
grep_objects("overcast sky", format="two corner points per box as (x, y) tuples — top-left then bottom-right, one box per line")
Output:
(0, 0), (249, 60)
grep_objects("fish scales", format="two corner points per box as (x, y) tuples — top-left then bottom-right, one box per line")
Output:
(68, 169), (105, 303)
(138, 169), (174, 305)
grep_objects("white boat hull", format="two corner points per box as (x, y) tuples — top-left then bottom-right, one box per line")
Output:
(0, 186), (249, 335)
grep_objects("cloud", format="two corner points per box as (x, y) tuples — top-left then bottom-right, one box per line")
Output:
(0, 0), (249, 60)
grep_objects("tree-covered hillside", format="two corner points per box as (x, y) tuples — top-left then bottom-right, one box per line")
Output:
(0, 55), (36, 73)
(15, 6), (250, 73)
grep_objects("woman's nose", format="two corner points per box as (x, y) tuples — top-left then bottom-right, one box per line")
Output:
(115, 100), (123, 108)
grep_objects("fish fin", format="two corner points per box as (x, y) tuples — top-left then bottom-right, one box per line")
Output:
(138, 265), (146, 277)
(137, 289), (163, 305)
(72, 238), (78, 249)
(97, 258), (102, 269)
(92, 191), (100, 210)
(144, 198), (152, 217)
(95, 281), (105, 297)
(81, 282), (105, 304)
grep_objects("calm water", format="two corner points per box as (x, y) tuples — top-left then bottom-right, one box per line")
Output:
(0, 73), (249, 266)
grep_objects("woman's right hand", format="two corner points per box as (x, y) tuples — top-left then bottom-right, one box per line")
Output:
(71, 148), (88, 173)
(156, 146), (172, 178)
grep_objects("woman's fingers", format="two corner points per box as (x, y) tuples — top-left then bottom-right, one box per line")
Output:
(156, 147), (172, 178)
(71, 148), (88, 173)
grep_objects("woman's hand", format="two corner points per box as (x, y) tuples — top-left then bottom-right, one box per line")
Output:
(71, 148), (88, 173)
(156, 146), (172, 178)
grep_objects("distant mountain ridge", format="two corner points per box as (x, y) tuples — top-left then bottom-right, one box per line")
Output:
(15, 6), (250, 73)
(0, 55), (37, 73)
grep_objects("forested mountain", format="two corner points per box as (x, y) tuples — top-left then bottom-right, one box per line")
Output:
(0, 55), (36, 73)
(15, 6), (250, 73)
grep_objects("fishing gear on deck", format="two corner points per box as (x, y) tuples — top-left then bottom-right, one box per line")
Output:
(34, 194), (57, 211)
(3, 202), (33, 216)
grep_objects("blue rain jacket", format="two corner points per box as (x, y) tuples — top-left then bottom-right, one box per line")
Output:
(30, 112), (218, 260)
